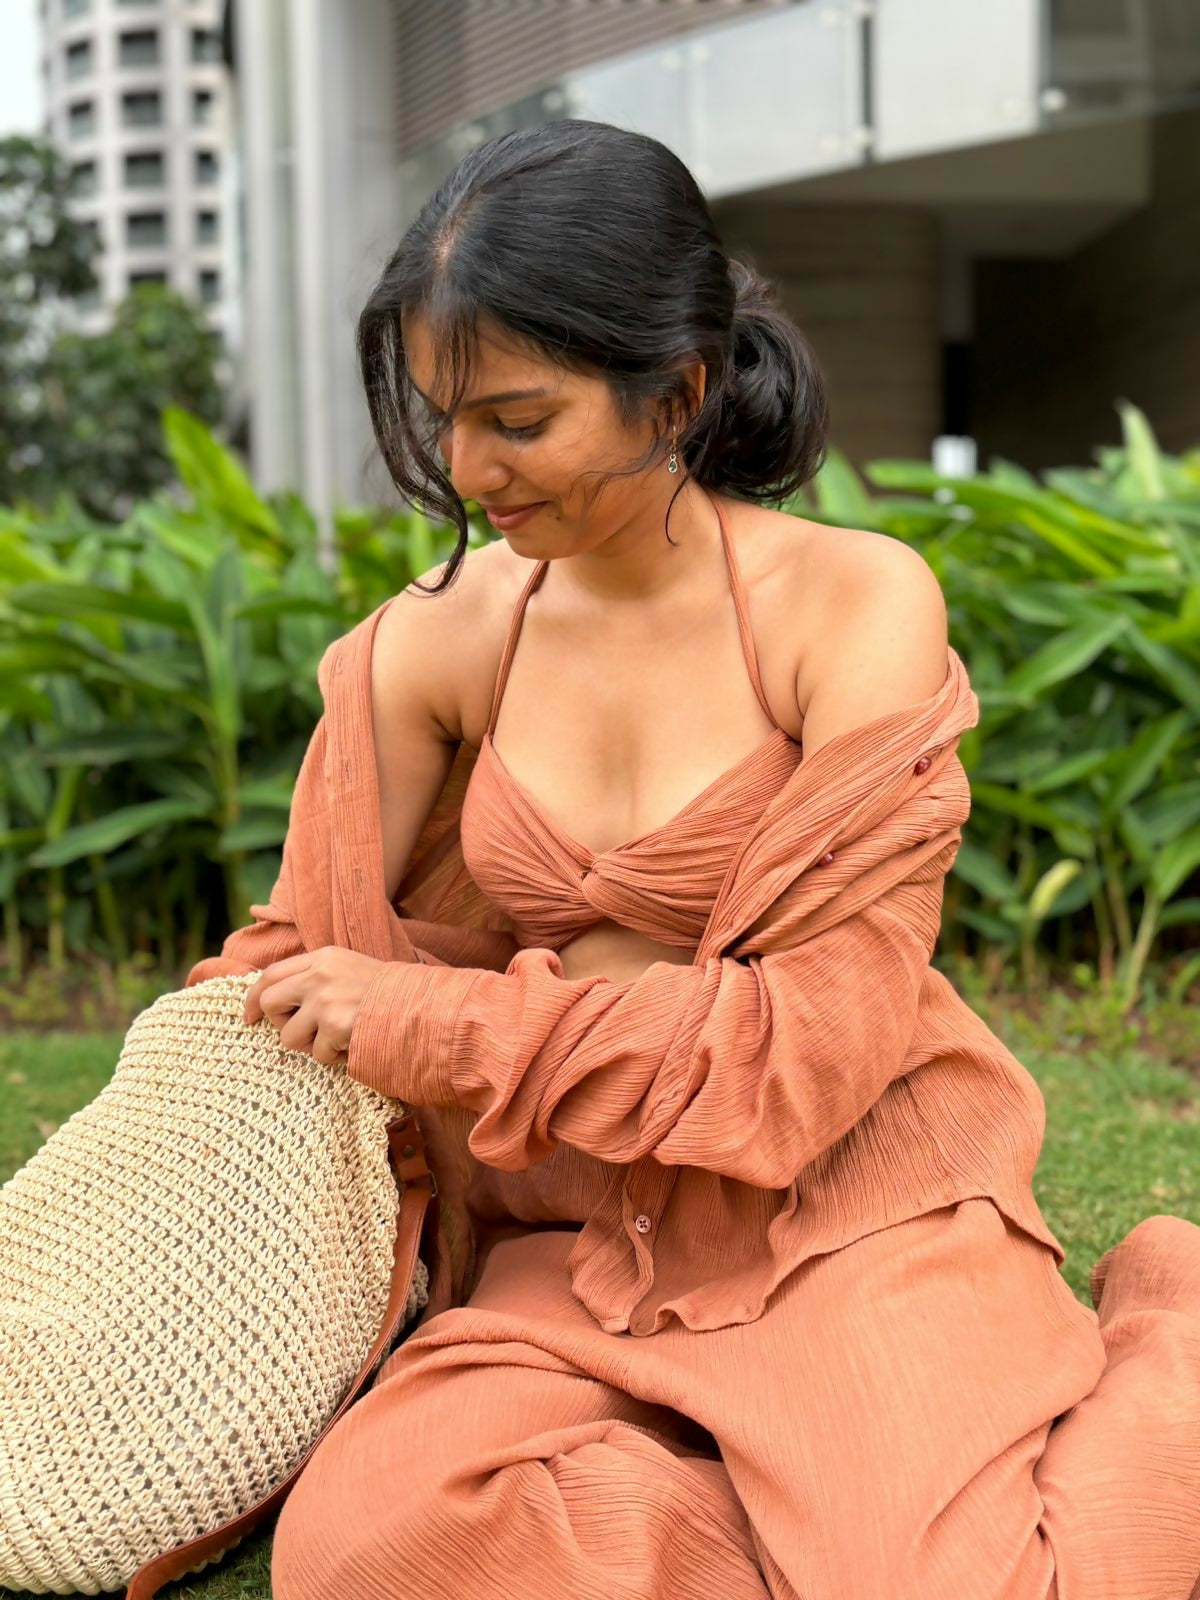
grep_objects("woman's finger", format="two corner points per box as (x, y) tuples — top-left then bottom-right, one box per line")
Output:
(279, 1002), (320, 1059)
(310, 1027), (348, 1068)
(244, 954), (313, 1024)
(258, 971), (312, 1032)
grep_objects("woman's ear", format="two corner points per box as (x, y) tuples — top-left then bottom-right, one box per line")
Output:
(672, 360), (707, 431)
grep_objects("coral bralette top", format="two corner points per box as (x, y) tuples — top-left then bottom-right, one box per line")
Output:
(459, 491), (804, 953)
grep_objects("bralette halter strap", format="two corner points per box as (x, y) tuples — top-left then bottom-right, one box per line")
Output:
(706, 488), (777, 725)
(486, 559), (550, 739)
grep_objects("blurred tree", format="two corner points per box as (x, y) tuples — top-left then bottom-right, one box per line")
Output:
(0, 136), (98, 503)
(0, 135), (224, 519)
(39, 285), (223, 519)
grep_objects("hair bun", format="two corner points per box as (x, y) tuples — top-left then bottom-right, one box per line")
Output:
(699, 258), (828, 501)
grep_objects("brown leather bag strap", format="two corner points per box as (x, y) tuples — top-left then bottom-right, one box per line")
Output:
(125, 1112), (438, 1600)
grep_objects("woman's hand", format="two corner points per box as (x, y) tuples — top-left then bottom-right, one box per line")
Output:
(242, 947), (387, 1066)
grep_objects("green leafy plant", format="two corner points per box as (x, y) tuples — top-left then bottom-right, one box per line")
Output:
(0, 409), (467, 978)
(1, 404), (1196, 1012)
(799, 401), (1200, 1012)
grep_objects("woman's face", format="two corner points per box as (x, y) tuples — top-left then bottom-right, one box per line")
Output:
(404, 313), (697, 559)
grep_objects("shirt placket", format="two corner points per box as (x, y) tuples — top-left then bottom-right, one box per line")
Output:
(619, 1155), (677, 1335)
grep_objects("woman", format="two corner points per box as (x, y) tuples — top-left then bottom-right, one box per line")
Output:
(205, 122), (1200, 1598)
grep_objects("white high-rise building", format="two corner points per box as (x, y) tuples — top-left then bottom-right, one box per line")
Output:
(40, 0), (234, 342)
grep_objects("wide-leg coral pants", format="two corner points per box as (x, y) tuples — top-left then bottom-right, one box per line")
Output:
(272, 1200), (1200, 1599)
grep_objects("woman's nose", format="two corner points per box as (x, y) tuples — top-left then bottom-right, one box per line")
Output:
(443, 429), (509, 503)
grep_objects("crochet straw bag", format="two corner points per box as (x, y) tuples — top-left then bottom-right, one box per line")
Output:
(0, 973), (436, 1597)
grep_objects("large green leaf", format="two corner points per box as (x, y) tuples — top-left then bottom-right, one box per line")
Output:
(1151, 824), (1200, 902)
(28, 796), (211, 867)
(8, 582), (190, 630)
(164, 407), (282, 544)
(37, 729), (191, 765)
(812, 447), (877, 526)
(1103, 709), (1192, 817)
(1002, 614), (1129, 701)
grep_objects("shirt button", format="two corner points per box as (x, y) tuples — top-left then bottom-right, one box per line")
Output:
(634, 1214), (653, 1234)
(913, 754), (932, 774)
(818, 850), (835, 865)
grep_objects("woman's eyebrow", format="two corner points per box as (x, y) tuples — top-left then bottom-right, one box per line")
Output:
(415, 386), (549, 420)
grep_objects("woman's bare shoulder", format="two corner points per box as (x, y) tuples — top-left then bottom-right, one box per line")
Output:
(735, 502), (946, 741)
(370, 535), (533, 745)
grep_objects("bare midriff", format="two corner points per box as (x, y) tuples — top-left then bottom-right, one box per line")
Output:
(555, 920), (695, 984)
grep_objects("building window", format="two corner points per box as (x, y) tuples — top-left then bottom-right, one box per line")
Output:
(78, 217), (102, 250)
(126, 210), (167, 248)
(195, 209), (219, 245)
(190, 28), (222, 63)
(129, 270), (167, 291)
(192, 88), (214, 125)
(199, 269), (221, 304)
(71, 158), (98, 196)
(194, 149), (219, 186)
(118, 28), (159, 67)
(124, 150), (164, 187)
(63, 0), (92, 16)
(75, 285), (102, 311)
(121, 89), (161, 127)
(67, 99), (96, 140)
(65, 39), (93, 79)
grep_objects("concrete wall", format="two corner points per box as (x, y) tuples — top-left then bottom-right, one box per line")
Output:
(972, 107), (1200, 467)
(714, 199), (943, 467)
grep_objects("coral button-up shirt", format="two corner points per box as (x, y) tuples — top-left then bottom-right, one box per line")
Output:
(188, 599), (1060, 1336)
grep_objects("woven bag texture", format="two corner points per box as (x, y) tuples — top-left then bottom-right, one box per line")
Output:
(0, 973), (430, 1595)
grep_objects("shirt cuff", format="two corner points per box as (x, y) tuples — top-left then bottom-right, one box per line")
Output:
(346, 959), (480, 1106)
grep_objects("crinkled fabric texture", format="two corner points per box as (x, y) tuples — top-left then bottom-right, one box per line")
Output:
(188, 608), (1059, 1334)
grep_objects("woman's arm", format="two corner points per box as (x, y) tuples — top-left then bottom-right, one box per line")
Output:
(347, 847), (956, 1187)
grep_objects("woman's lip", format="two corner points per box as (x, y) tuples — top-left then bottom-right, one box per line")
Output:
(485, 502), (545, 529)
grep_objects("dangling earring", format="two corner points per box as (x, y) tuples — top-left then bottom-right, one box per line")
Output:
(667, 433), (679, 475)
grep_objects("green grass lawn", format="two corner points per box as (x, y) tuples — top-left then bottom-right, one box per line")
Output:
(1, 996), (1197, 1599)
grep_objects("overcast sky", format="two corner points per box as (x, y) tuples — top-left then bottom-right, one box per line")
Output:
(1, 0), (44, 138)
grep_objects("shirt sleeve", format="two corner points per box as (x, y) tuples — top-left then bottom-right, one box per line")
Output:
(345, 838), (957, 1188)
(185, 899), (307, 986)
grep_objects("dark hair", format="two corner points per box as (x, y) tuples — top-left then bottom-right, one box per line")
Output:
(357, 119), (828, 592)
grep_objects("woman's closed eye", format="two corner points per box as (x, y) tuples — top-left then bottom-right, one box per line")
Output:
(495, 417), (548, 440)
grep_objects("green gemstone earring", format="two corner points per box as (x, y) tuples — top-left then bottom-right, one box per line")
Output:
(667, 434), (679, 474)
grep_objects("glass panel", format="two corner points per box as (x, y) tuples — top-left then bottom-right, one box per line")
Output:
(196, 209), (219, 244)
(129, 271), (167, 289)
(397, 2), (865, 218)
(63, 0), (92, 16)
(124, 150), (164, 187)
(191, 28), (222, 63)
(1044, 0), (1200, 123)
(71, 159), (97, 196)
(194, 149), (219, 185)
(193, 88), (214, 124)
(126, 211), (166, 247)
(874, 0), (1041, 160)
(121, 91), (161, 126)
(65, 40), (92, 79)
(199, 269), (220, 303)
(67, 100), (95, 139)
(118, 29), (159, 67)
